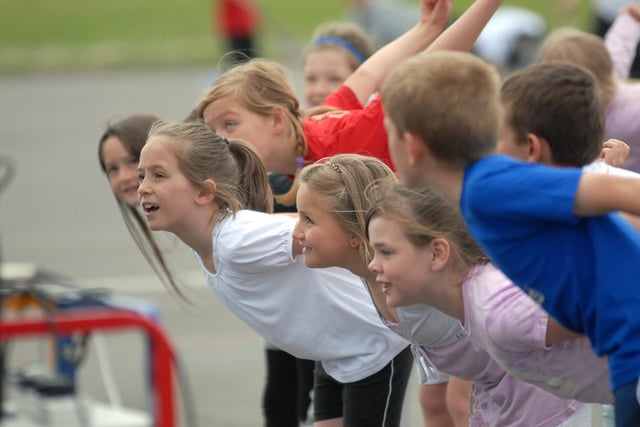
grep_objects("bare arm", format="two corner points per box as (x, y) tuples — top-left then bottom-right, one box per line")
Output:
(345, 0), (453, 105)
(574, 173), (640, 216)
(425, 0), (503, 53)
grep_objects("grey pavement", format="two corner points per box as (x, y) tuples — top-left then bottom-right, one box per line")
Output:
(0, 67), (424, 427)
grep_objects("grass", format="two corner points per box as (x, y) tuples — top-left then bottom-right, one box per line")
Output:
(0, 0), (593, 73)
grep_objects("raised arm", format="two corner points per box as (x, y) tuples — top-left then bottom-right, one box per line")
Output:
(604, 5), (640, 80)
(344, 0), (453, 105)
(574, 172), (640, 216)
(426, 0), (503, 53)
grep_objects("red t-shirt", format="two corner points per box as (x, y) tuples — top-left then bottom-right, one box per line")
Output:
(303, 85), (394, 169)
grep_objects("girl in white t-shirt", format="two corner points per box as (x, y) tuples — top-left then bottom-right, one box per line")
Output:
(135, 119), (414, 427)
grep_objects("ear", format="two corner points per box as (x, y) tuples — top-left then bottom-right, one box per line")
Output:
(270, 107), (288, 136)
(196, 179), (217, 205)
(404, 131), (429, 168)
(430, 237), (451, 271)
(350, 235), (361, 249)
(525, 133), (553, 164)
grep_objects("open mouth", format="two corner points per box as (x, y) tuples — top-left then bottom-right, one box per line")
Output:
(142, 203), (159, 214)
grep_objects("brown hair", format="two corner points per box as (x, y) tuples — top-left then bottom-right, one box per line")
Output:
(98, 114), (188, 300)
(366, 183), (488, 270)
(195, 59), (306, 206)
(298, 153), (396, 265)
(501, 61), (604, 166)
(381, 51), (501, 168)
(135, 120), (273, 296)
(537, 27), (616, 107)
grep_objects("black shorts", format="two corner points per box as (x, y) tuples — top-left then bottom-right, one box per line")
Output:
(313, 346), (413, 426)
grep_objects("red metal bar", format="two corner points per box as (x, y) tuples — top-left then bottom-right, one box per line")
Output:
(0, 308), (176, 427)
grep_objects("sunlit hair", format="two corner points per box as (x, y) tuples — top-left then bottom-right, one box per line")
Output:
(137, 120), (273, 297)
(381, 51), (501, 168)
(195, 59), (306, 206)
(98, 114), (188, 301)
(366, 183), (488, 270)
(302, 21), (374, 72)
(298, 153), (396, 265)
(501, 61), (604, 166)
(537, 27), (616, 107)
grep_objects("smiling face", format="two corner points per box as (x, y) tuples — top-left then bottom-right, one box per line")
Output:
(368, 215), (436, 308)
(101, 136), (140, 207)
(137, 136), (201, 234)
(292, 183), (357, 270)
(303, 49), (354, 108)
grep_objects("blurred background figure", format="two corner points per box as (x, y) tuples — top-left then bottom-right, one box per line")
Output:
(343, 0), (417, 49)
(215, 0), (261, 64)
(472, 6), (547, 76)
(561, 0), (640, 78)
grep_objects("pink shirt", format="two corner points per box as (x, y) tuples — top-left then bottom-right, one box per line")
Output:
(604, 13), (640, 173)
(462, 263), (613, 404)
(385, 309), (580, 425)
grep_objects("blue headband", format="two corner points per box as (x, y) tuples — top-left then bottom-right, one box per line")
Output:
(313, 36), (366, 64)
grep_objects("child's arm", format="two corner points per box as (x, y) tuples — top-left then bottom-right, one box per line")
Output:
(345, 0), (453, 106)
(604, 4), (640, 80)
(425, 0), (503, 53)
(574, 172), (640, 216)
(346, 0), (502, 106)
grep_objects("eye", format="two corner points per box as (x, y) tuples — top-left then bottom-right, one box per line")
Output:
(224, 120), (237, 130)
(329, 76), (343, 84)
(304, 75), (317, 84)
(138, 173), (145, 182)
(107, 165), (119, 176)
(304, 214), (315, 225)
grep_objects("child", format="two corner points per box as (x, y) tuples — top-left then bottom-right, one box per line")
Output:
(195, 0), (503, 205)
(366, 183), (612, 422)
(136, 119), (415, 427)
(262, 21), (374, 427)
(379, 49), (640, 427)
(98, 114), (184, 299)
(302, 21), (374, 109)
(537, 5), (640, 173)
(293, 153), (583, 426)
(300, 18), (471, 427)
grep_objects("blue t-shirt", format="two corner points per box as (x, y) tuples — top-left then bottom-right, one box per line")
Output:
(461, 154), (640, 391)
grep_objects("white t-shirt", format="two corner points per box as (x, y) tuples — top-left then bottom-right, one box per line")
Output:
(194, 210), (410, 382)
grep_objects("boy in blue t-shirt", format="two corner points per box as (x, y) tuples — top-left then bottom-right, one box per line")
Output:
(380, 50), (640, 426)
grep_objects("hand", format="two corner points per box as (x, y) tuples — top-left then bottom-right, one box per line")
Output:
(420, 0), (454, 31)
(600, 138), (630, 167)
(622, 5), (640, 23)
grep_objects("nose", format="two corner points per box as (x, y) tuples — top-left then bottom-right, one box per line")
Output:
(137, 175), (150, 197)
(368, 256), (379, 273)
(291, 221), (303, 240)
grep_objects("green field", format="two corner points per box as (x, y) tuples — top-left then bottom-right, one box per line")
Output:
(0, 0), (593, 73)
